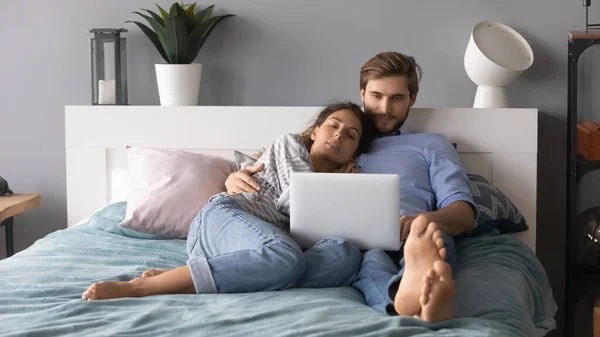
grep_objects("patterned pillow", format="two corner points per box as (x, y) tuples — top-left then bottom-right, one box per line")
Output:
(466, 174), (529, 236)
(233, 150), (258, 170)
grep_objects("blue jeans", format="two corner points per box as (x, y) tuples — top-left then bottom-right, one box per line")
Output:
(352, 232), (456, 314)
(186, 194), (362, 293)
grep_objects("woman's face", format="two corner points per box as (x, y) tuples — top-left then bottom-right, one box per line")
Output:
(310, 109), (362, 165)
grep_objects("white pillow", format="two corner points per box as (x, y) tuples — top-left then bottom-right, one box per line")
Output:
(119, 147), (238, 238)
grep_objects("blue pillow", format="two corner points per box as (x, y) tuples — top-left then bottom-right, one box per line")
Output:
(465, 174), (529, 236)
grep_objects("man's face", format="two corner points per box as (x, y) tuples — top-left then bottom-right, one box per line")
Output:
(360, 75), (416, 135)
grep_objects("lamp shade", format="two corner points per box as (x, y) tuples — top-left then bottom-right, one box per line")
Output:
(464, 21), (534, 108)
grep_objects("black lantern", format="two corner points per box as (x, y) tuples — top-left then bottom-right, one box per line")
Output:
(89, 28), (128, 105)
(583, 0), (600, 32)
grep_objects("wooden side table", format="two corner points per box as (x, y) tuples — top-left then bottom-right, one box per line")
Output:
(0, 194), (41, 258)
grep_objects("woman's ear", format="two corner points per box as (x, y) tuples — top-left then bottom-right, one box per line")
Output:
(311, 126), (318, 141)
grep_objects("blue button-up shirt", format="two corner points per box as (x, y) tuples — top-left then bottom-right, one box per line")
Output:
(356, 127), (477, 217)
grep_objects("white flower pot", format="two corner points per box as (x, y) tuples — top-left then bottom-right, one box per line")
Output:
(155, 63), (203, 106)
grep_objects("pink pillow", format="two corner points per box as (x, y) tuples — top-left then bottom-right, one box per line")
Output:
(119, 147), (238, 238)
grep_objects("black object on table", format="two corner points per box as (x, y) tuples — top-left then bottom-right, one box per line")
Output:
(0, 217), (13, 257)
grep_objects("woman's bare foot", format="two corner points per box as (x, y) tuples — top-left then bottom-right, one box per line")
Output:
(394, 221), (446, 317)
(82, 277), (143, 300)
(81, 277), (142, 301)
(82, 266), (196, 300)
(419, 260), (455, 322)
(142, 269), (169, 278)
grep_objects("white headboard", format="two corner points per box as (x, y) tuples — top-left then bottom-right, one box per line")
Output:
(64, 106), (538, 252)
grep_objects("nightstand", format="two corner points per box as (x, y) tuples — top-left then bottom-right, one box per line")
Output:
(0, 194), (41, 258)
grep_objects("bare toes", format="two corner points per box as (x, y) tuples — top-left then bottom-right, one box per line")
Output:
(434, 260), (452, 279)
(421, 272), (434, 305)
(439, 247), (447, 260)
(420, 291), (428, 307)
(410, 219), (429, 238)
(424, 222), (438, 238)
(82, 283), (97, 300)
(431, 230), (444, 244)
(435, 237), (444, 250)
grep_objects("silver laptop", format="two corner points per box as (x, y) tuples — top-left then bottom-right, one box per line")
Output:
(289, 172), (401, 251)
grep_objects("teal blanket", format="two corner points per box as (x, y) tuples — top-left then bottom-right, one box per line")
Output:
(0, 202), (556, 337)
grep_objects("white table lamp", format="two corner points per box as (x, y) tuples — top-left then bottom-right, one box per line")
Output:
(464, 21), (534, 108)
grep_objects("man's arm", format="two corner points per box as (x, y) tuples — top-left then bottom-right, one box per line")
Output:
(401, 201), (474, 239)
(225, 142), (360, 195)
(424, 200), (475, 235)
(401, 134), (478, 240)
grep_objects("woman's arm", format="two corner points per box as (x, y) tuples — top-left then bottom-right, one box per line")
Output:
(224, 163), (264, 195)
(225, 134), (309, 195)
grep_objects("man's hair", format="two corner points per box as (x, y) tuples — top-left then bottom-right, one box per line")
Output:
(359, 52), (423, 96)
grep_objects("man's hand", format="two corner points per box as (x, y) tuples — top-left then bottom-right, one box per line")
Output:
(334, 162), (360, 174)
(400, 215), (415, 241)
(400, 214), (437, 241)
(225, 163), (265, 195)
(399, 201), (475, 240)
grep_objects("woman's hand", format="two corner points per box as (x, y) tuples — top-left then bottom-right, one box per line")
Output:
(225, 163), (265, 195)
(334, 161), (360, 173)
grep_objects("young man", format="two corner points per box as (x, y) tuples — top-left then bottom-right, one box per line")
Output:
(224, 52), (477, 322)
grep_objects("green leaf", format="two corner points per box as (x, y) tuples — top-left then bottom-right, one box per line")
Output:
(125, 20), (170, 63)
(142, 9), (165, 26)
(173, 17), (191, 63)
(174, 2), (194, 33)
(162, 15), (190, 63)
(169, 2), (184, 17)
(183, 2), (196, 32)
(133, 11), (161, 28)
(187, 14), (234, 62)
(155, 4), (169, 20)
(185, 2), (197, 17)
(133, 11), (171, 61)
(193, 5), (214, 26)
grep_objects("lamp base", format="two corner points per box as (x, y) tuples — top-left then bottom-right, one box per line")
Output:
(473, 86), (509, 108)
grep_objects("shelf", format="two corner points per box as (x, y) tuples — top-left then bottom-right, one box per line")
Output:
(569, 30), (600, 40)
(569, 267), (600, 337)
(567, 29), (600, 337)
(576, 155), (600, 184)
(577, 155), (600, 169)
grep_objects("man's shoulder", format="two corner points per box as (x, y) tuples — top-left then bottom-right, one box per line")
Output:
(423, 132), (453, 145)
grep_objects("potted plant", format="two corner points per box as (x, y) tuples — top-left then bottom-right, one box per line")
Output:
(127, 2), (234, 106)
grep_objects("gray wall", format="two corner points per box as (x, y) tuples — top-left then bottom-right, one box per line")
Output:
(1, 0), (596, 335)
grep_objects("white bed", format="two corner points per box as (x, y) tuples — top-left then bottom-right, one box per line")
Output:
(64, 105), (538, 252)
(0, 105), (556, 337)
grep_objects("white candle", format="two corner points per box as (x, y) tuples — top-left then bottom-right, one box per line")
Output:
(98, 79), (116, 104)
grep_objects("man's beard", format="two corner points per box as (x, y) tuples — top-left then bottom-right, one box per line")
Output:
(364, 107), (409, 135)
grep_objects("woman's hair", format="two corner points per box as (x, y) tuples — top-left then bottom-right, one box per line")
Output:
(298, 101), (375, 156)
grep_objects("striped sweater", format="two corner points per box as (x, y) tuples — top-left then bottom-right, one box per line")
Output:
(229, 133), (313, 232)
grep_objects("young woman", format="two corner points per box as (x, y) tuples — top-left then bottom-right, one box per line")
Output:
(82, 101), (375, 300)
